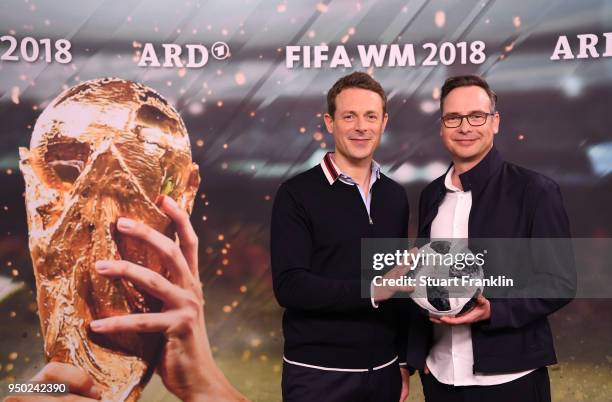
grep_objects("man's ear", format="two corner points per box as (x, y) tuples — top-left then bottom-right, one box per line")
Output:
(493, 111), (500, 134)
(323, 113), (334, 134)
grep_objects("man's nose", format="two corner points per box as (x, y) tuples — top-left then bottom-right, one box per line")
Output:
(354, 116), (366, 132)
(458, 116), (471, 132)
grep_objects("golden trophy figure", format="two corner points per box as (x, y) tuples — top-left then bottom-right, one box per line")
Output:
(19, 78), (200, 401)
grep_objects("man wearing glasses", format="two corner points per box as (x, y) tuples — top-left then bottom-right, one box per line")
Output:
(407, 75), (575, 402)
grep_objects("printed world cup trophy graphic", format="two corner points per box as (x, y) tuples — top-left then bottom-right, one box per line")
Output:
(19, 78), (200, 401)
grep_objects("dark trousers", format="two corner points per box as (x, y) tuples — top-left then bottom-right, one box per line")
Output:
(282, 361), (401, 402)
(420, 367), (551, 402)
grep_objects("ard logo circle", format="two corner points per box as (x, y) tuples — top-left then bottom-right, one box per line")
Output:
(211, 42), (231, 60)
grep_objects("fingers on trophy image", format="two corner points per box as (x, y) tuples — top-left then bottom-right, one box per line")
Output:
(19, 78), (200, 401)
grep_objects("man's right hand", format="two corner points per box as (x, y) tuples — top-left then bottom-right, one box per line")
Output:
(371, 264), (414, 303)
(371, 247), (418, 303)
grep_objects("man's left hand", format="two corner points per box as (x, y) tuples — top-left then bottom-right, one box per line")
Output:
(399, 367), (409, 402)
(429, 295), (491, 325)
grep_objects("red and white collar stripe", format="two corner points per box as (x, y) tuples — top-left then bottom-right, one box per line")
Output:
(320, 152), (381, 185)
(320, 152), (341, 185)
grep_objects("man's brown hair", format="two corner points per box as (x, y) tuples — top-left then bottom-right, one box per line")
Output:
(440, 75), (497, 113)
(326, 72), (387, 118)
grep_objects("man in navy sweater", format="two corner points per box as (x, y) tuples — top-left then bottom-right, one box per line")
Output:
(405, 75), (576, 402)
(271, 72), (412, 401)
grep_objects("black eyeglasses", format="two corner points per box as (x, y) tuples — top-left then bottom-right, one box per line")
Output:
(441, 112), (495, 128)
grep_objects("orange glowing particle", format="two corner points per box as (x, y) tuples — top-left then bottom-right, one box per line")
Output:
(316, 3), (328, 13)
(234, 72), (246, 86)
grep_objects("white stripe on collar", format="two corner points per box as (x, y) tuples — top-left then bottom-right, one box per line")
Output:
(320, 152), (381, 185)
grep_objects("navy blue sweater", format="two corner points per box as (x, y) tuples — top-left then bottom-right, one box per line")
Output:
(270, 164), (410, 369)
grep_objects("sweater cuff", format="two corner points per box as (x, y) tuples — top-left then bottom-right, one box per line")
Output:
(398, 363), (415, 376)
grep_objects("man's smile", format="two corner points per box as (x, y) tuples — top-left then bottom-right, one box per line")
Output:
(349, 137), (372, 143)
(453, 137), (479, 146)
